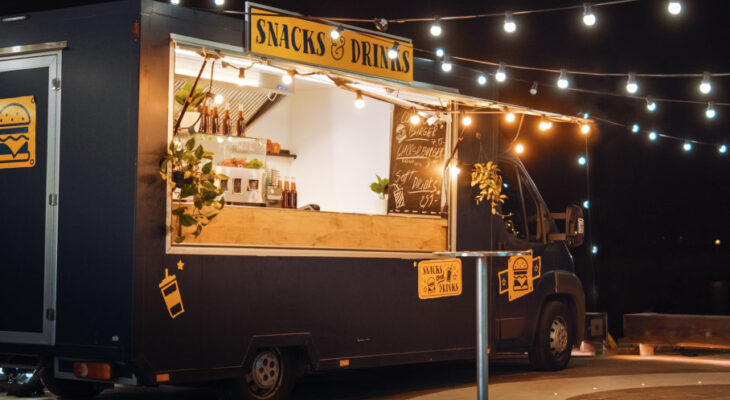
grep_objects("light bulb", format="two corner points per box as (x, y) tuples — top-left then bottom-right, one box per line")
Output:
(649, 131), (658, 141)
(699, 72), (712, 94)
(214, 94), (223, 104)
(435, 47), (445, 58)
(683, 142), (692, 152)
(388, 42), (398, 60)
(354, 91), (365, 109)
(505, 112), (516, 123)
(668, 1), (682, 15)
(539, 119), (553, 131)
(495, 62), (506, 82)
(592, 245), (598, 255)
(580, 124), (591, 134)
(557, 69), (569, 89)
(410, 110), (421, 125)
(430, 18), (442, 37)
(282, 71), (293, 85)
(515, 143), (525, 154)
(170, 0), (180, 4)
(706, 103), (716, 119)
(583, 4), (596, 26)
(504, 12), (516, 33)
(449, 164), (461, 177)
(426, 115), (439, 126)
(441, 60), (452, 72)
(719, 144), (727, 154)
(330, 26), (342, 40)
(626, 73), (638, 94)
(477, 74), (487, 85)
(236, 68), (246, 86)
(462, 115), (472, 126)
(578, 156), (587, 166)
(214, 0), (224, 5)
(583, 200), (590, 209)
(631, 124), (640, 133)
(646, 98), (657, 112)
(530, 81), (538, 95)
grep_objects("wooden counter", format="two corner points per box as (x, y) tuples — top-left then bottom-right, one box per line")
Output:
(177, 206), (447, 251)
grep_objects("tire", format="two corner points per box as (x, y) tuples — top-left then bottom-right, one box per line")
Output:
(529, 300), (575, 371)
(39, 368), (104, 398)
(3, 368), (44, 397)
(218, 347), (296, 400)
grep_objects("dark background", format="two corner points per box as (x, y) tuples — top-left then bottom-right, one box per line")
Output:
(4, 0), (729, 336)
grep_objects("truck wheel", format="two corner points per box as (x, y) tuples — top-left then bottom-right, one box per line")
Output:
(4, 368), (44, 397)
(218, 347), (295, 400)
(529, 300), (574, 371)
(39, 368), (104, 398)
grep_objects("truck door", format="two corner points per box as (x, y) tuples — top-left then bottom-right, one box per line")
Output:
(494, 160), (549, 348)
(0, 51), (61, 345)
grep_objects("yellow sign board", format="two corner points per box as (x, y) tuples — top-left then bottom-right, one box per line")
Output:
(498, 251), (542, 301)
(249, 7), (414, 82)
(0, 96), (36, 169)
(418, 258), (462, 299)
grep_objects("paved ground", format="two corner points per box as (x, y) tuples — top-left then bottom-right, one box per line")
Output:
(3, 354), (730, 399)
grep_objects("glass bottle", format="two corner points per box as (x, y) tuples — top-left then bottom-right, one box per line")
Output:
(222, 103), (231, 136)
(282, 177), (290, 209)
(236, 104), (246, 137)
(210, 107), (219, 134)
(290, 177), (297, 209)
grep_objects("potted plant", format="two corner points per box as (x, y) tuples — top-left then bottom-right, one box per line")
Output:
(160, 136), (227, 243)
(369, 174), (389, 214)
(470, 161), (508, 217)
(174, 82), (206, 131)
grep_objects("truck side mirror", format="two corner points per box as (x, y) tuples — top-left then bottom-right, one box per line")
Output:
(549, 205), (585, 247)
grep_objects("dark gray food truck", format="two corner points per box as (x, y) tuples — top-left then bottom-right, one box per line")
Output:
(0, 1), (596, 398)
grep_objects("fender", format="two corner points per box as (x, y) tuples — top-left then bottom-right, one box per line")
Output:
(527, 270), (586, 346)
(242, 333), (319, 370)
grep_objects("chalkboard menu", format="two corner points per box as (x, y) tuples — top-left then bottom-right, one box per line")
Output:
(388, 106), (448, 215)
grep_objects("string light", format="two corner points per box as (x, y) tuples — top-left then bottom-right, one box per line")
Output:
(583, 200), (590, 209)
(557, 69), (569, 89)
(441, 59), (453, 72)
(631, 124), (640, 133)
(409, 108), (421, 125)
(449, 164), (461, 177)
(462, 114), (472, 126)
(705, 102), (716, 119)
(515, 143), (525, 154)
(583, 3), (596, 26)
(504, 12), (517, 33)
(435, 47), (445, 58)
(236, 68), (246, 86)
(683, 142), (692, 152)
(430, 17), (442, 37)
(214, 94), (224, 104)
(387, 42), (398, 60)
(592, 245), (598, 255)
(505, 112), (516, 123)
(214, 0), (224, 5)
(495, 62), (506, 82)
(530, 81), (538, 95)
(477, 74), (488, 85)
(667, 1), (682, 15)
(626, 73), (638, 94)
(330, 26), (342, 40)
(719, 144), (727, 154)
(539, 117), (553, 131)
(354, 90), (365, 109)
(646, 98), (657, 112)
(281, 71), (294, 85)
(580, 123), (591, 134)
(578, 156), (587, 166)
(699, 72), (712, 94)
(649, 131), (658, 141)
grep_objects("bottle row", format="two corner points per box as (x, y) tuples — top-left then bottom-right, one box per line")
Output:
(197, 103), (246, 137)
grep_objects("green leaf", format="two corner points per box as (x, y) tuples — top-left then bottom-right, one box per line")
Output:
(172, 207), (186, 216)
(180, 213), (196, 227)
(195, 144), (204, 159)
(185, 137), (195, 151)
(201, 189), (218, 201)
(180, 184), (197, 199)
(174, 236), (186, 244)
(202, 161), (212, 174)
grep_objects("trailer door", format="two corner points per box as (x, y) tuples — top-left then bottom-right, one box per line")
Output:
(0, 51), (61, 345)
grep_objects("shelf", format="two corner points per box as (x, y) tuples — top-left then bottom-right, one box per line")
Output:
(267, 151), (297, 159)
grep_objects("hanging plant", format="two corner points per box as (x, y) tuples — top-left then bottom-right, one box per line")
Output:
(369, 174), (389, 200)
(160, 136), (227, 243)
(470, 161), (509, 217)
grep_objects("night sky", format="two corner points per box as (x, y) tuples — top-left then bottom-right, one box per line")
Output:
(4, 0), (729, 334)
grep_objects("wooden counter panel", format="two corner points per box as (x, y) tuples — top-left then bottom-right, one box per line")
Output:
(178, 206), (447, 251)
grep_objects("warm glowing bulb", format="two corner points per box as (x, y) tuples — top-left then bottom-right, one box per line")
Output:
(631, 124), (640, 133)
(539, 120), (552, 131)
(515, 143), (525, 154)
(626, 73), (638, 94)
(530, 81), (538, 95)
(719, 144), (727, 154)
(430, 19), (442, 36)
(700, 72), (712, 94)
(236, 69), (246, 86)
(578, 156), (587, 166)
(649, 131), (658, 141)
(388, 43), (398, 60)
(557, 69), (569, 89)
(354, 91), (365, 109)
(683, 142), (692, 152)
(410, 113), (421, 125)
(592, 245), (598, 254)
(504, 12), (516, 33)
(435, 48), (445, 58)
(668, 1), (682, 15)
(646, 100), (657, 112)
(214, 0), (224, 5)
(170, 0), (180, 4)
(462, 115), (472, 126)
(449, 164), (461, 177)
(330, 27), (341, 40)
(214, 94), (224, 104)
(496, 63), (506, 82)
(583, 200), (590, 209)
(583, 4), (596, 26)
(505, 112), (516, 123)
(441, 61), (452, 72)
(706, 103), (716, 119)
(282, 72), (293, 85)
(477, 74), (487, 85)
(580, 124), (591, 134)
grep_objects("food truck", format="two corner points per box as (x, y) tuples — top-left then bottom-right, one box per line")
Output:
(0, 1), (592, 398)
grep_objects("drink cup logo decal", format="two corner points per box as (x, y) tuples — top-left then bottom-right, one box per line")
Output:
(498, 251), (541, 301)
(159, 268), (185, 319)
(0, 96), (36, 169)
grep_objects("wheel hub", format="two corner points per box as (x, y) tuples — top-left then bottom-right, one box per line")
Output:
(246, 350), (281, 397)
(549, 317), (569, 356)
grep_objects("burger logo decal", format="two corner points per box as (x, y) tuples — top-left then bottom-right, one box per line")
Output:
(0, 96), (36, 169)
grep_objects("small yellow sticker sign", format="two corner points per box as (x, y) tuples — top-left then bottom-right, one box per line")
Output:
(418, 258), (462, 299)
(498, 251), (542, 302)
(0, 96), (36, 169)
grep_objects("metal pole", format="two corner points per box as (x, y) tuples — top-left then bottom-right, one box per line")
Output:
(476, 255), (488, 400)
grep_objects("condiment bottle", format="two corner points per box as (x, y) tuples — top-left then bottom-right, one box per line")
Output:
(210, 107), (219, 134)
(236, 105), (246, 137)
(290, 177), (297, 209)
(222, 103), (231, 136)
(199, 105), (208, 133)
(282, 177), (290, 208)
